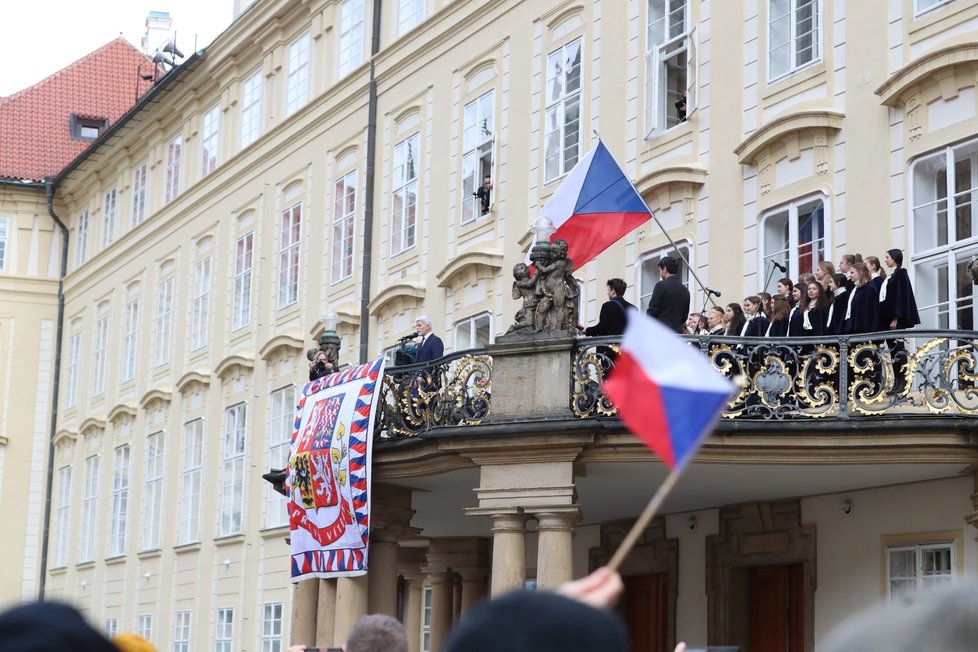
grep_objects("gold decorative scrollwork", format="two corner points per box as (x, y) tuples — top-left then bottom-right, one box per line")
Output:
(571, 343), (619, 418)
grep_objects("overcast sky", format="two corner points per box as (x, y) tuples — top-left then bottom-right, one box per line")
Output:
(0, 0), (234, 97)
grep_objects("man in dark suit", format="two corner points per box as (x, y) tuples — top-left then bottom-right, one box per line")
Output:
(584, 278), (634, 336)
(646, 256), (690, 333)
(413, 316), (444, 364)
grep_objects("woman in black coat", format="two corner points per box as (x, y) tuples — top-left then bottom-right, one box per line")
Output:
(865, 255), (886, 294)
(741, 296), (769, 337)
(805, 282), (831, 336)
(724, 303), (746, 336)
(825, 273), (850, 336)
(766, 294), (791, 337)
(787, 283), (810, 336)
(842, 263), (880, 334)
(879, 248), (921, 330)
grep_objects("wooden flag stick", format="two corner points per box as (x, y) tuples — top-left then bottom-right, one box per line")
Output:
(607, 466), (683, 571)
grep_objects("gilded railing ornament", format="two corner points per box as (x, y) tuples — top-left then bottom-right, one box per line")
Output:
(571, 344), (619, 417)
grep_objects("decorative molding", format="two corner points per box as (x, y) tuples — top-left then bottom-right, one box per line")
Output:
(367, 281), (426, 315)
(53, 429), (78, 448)
(215, 354), (256, 380)
(107, 403), (138, 423)
(259, 333), (304, 361)
(139, 389), (172, 410)
(176, 370), (212, 394)
(734, 110), (845, 165)
(633, 164), (708, 196)
(436, 250), (504, 289)
(79, 417), (107, 436)
(875, 42), (978, 107)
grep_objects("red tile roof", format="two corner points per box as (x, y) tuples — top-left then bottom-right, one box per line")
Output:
(0, 38), (153, 182)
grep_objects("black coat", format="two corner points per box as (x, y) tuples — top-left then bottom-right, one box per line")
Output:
(585, 297), (634, 336)
(766, 318), (789, 337)
(787, 306), (805, 336)
(743, 315), (769, 337)
(843, 285), (880, 334)
(826, 288), (850, 335)
(879, 268), (921, 329)
(646, 275), (690, 334)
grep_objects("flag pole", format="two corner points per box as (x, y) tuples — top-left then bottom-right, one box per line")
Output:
(607, 466), (683, 571)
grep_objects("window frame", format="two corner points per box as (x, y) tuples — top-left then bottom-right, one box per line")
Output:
(132, 161), (149, 226)
(140, 431), (165, 551)
(637, 243), (693, 312)
(332, 170), (357, 283)
(338, 0), (365, 76)
(766, 0), (822, 83)
(121, 298), (139, 383)
(391, 133), (421, 256)
(261, 602), (285, 652)
(285, 33), (311, 116)
(240, 70), (263, 149)
(267, 386), (295, 529)
(278, 203), (302, 308)
(137, 614), (153, 642)
(220, 403), (247, 536)
(453, 312), (493, 351)
(886, 540), (957, 601)
(79, 454), (99, 562)
(64, 331), (81, 409)
(759, 193), (829, 293)
(164, 135), (183, 203)
(398, 0), (425, 36)
(173, 611), (192, 652)
(645, 0), (697, 137)
(109, 444), (131, 558)
(914, 0), (955, 17)
(201, 103), (221, 177)
(178, 418), (204, 545)
(233, 232), (254, 330)
(215, 608), (235, 652)
(0, 216), (8, 271)
(154, 278), (174, 367)
(461, 89), (496, 225)
(544, 37), (584, 183)
(190, 257), (211, 351)
(53, 465), (72, 567)
(92, 313), (109, 397)
(102, 188), (118, 249)
(75, 209), (89, 267)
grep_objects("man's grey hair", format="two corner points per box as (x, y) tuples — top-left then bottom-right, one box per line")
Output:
(821, 582), (978, 652)
(345, 614), (408, 652)
(416, 315), (432, 327)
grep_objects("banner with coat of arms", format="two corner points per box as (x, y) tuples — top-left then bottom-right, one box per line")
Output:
(288, 357), (385, 581)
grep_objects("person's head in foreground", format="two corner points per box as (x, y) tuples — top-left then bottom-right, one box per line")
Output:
(112, 632), (157, 652)
(346, 614), (408, 652)
(0, 601), (117, 652)
(442, 589), (629, 652)
(821, 582), (978, 652)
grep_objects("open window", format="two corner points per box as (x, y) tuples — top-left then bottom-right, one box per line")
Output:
(645, 0), (697, 138)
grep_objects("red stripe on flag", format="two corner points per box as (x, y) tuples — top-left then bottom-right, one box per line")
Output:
(552, 212), (649, 269)
(602, 350), (677, 468)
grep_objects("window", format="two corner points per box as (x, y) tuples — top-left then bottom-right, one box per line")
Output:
(141, 432), (164, 551)
(65, 332), (80, 409)
(220, 404), (247, 536)
(240, 71), (263, 148)
(233, 233), (253, 330)
(70, 115), (108, 141)
(267, 386), (295, 528)
(178, 419), (203, 544)
(137, 614), (153, 642)
(454, 313), (492, 350)
(645, 0), (697, 136)
(215, 608), (234, 652)
(0, 216), (7, 271)
(768, 0), (820, 81)
(332, 171), (357, 282)
(105, 618), (119, 638)
(760, 196), (826, 293)
(639, 244), (692, 311)
(53, 466), (71, 567)
(132, 161), (149, 226)
(398, 0), (425, 35)
(190, 257), (211, 350)
(173, 611), (192, 652)
(201, 104), (221, 176)
(461, 90), (495, 225)
(109, 445), (131, 557)
(914, 0), (954, 17)
(102, 188), (117, 248)
(75, 209), (89, 267)
(279, 203), (301, 307)
(155, 278), (174, 366)
(79, 455), (99, 562)
(421, 585), (432, 652)
(92, 315), (108, 397)
(261, 603), (284, 652)
(338, 0), (364, 76)
(544, 38), (582, 182)
(285, 33), (310, 116)
(121, 298), (139, 382)
(391, 134), (420, 255)
(911, 140), (978, 330)
(165, 135), (183, 203)
(888, 542), (955, 600)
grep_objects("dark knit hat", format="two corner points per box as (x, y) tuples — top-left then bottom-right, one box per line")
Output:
(442, 590), (629, 652)
(887, 248), (903, 267)
(0, 601), (117, 652)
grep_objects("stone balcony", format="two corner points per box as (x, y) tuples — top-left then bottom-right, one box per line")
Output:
(375, 329), (978, 441)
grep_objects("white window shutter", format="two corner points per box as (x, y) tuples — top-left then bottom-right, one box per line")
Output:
(644, 47), (660, 138)
(686, 27), (697, 118)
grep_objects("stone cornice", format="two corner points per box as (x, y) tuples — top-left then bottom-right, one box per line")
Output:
(215, 353), (256, 379)
(259, 333), (305, 361)
(734, 110), (845, 164)
(633, 164), (708, 196)
(53, 429), (78, 448)
(876, 42), (978, 107)
(176, 370), (211, 394)
(436, 250), (504, 288)
(367, 281), (426, 315)
(107, 403), (138, 423)
(139, 389), (172, 410)
(79, 417), (107, 435)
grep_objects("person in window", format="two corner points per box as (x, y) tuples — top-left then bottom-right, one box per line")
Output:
(766, 294), (791, 337)
(413, 316), (444, 363)
(825, 273), (850, 336)
(646, 256), (690, 333)
(787, 283), (810, 336)
(474, 175), (492, 215)
(724, 303), (746, 336)
(741, 296), (769, 337)
(842, 263), (879, 334)
(674, 90), (687, 123)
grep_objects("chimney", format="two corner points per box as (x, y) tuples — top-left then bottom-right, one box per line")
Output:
(141, 11), (173, 55)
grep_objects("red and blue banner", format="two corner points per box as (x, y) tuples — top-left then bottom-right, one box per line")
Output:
(288, 358), (385, 581)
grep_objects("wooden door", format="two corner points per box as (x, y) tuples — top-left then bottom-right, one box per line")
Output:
(748, 564), (804, 652)
(624, 573), (670, 652)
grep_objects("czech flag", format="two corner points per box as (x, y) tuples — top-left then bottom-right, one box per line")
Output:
(603, 310), (735, 471)
(530, 141), (651, 270)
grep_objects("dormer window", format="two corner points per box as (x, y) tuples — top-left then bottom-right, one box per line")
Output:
(70, 114), (108, 142)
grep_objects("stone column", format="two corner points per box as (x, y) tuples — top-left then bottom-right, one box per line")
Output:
(332, 575), (368, 647)
(423, 569), (456, 652)
(456, 566), (489, 613)
(367, 526), (402, 616)
(401, 572), (425, 652)
(291, 578), (319, 646)
(533, 507), (580, 590)
(464, 509), (528, 595)
(315, 579), (337, 647)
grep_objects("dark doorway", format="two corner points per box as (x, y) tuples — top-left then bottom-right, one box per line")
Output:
(748, 564), (804, 652)
(624, 573), (670, 652)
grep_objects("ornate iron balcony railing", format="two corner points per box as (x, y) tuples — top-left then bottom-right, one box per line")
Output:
(572, 330), (978, 421)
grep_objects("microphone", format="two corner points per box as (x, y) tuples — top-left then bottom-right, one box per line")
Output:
(398, 331), (420, 341)
(771, 260), (787, 273)
(706, 288), (721, 297)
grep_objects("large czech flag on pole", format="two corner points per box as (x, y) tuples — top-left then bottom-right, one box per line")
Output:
(603, 310), (736, 471)
(532, 140), (651, 269)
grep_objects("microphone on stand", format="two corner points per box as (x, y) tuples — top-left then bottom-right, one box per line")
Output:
(398, 331), (420, 341)
(705, 288), (722, 297)
(771, 260), (788, 273)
